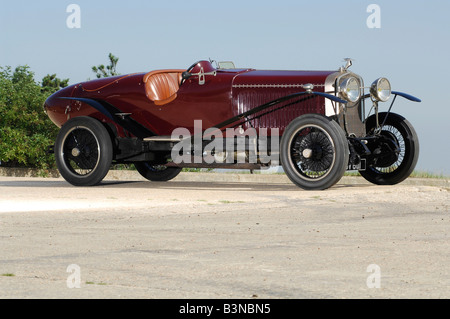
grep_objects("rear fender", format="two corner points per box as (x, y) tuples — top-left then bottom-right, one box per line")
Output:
(58, 97), (155, 139)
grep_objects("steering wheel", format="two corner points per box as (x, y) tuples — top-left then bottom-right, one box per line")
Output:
(180, 61), (200, 86)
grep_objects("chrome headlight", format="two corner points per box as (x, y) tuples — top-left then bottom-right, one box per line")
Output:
(370, 77), (391, 102)
(339, 77), (360, 103)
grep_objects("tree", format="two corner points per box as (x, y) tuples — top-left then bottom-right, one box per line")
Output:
(41, 74), (69, 93)
(92, 53), (120, 78)
(0, 65), (60, 172)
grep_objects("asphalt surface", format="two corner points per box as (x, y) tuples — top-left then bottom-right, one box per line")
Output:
(0, 172), (449, 299)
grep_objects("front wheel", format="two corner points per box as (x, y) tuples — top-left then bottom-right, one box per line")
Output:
(280, 114), (349, 190)
(360, 112), (419, 185)
(55, 116), (113, 186)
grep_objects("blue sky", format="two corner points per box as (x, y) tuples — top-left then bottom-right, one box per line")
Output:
(1, 0), (449, 175)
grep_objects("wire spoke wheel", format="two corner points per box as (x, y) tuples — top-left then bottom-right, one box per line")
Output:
(62, 127), (100, 176)
(371, 126), (405, 174)
(55, 117), (113, 186)
(360, 112), (419, 185)
(281, 114), (348, 190)
(290, 126), (336, 180)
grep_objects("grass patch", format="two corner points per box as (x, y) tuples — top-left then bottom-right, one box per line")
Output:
(218, 200), (245, 204)
(86, 281), (107, 285)
(110, 164), (136, 171)
(1, 273), (15, 277)
(344, 171), (361, 177)
(410, 171), (448, 179)
(345, 170), (448, 179)
(182, 168), (214, 173)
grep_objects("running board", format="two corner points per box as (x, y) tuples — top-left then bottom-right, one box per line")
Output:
(143, 136), (182, 142)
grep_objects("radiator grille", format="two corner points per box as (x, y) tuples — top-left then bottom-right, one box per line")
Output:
(233, 90), (325, 132)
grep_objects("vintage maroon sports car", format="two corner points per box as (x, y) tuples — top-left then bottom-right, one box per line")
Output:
(44, 59), (420, 190)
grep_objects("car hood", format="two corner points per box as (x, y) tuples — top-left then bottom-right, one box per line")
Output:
(232, 69), (336, 90)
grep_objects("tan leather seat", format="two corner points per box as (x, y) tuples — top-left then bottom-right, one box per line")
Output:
(143, 69), (184, 106)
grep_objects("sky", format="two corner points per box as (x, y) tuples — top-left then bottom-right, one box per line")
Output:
(1, 0), (449, 175)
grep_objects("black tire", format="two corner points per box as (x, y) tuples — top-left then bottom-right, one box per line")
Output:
(134, 162), (182, 181)
(360, 112), (419, 185)
(280, 114), (349, 190)
(55, 116), (113, 186)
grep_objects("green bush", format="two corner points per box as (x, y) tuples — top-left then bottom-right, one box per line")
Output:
(0, 66), (61, 171)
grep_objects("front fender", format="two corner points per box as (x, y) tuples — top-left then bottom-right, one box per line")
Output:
(391, 91), (421, 103)
(363, 91), (421, 103)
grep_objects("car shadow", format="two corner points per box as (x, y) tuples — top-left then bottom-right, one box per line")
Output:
(0, 178), (372, 192)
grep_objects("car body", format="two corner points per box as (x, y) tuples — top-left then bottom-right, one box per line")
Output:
(44, 59), (421, 190)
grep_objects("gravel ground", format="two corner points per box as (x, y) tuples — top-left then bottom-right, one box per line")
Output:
(0, 173), (448, 299)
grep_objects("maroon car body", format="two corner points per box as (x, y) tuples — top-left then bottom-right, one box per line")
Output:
(44, 60), (421, 190)
(46, 61), (338, 136)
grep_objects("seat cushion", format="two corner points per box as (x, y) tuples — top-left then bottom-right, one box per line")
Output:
(143, 70), (183, 106)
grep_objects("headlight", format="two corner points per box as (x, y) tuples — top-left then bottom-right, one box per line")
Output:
(370, 77), (391, 102)
(339, 77), (360, 103)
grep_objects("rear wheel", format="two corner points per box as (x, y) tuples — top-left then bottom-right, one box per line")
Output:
(55, 117), (113, 186)
(360, 112), (419, 185)
(280, 114), (349, 190)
